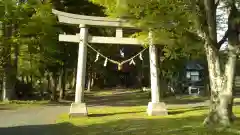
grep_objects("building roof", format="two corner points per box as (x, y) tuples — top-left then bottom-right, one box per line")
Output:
(185, 61), (204, 70)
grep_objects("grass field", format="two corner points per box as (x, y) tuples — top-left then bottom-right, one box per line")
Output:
(55, 90), (240, 135)
(1, 90), (240, 134)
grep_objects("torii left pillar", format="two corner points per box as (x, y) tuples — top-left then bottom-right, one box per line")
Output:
(69, 24), (88, 117)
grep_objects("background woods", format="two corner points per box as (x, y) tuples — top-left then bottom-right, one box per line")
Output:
(1, 0), (240, 127)
(0, 0), (205, 101)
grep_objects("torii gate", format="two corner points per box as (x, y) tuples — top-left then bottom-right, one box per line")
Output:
(52, 9), (168, 117)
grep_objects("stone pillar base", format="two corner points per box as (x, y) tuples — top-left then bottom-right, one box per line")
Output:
(69, 102), (88, 117)
(147, 102), (168, 116)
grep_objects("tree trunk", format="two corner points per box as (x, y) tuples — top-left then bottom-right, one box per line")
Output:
(62, 68), (67, 98)
(87, 72), (92, 92)
(201, 0), (239, 127)
(71, 68), (76, 89)
(41, 74), (48, 100)
(12, 23), (18, 91)
(87, 77), (91, 92)
(91, 76), (94, 88)
(26, 76), (30, 84)
(39, 78), (44, 99)
(203, 43), (237, 126)
(58, 70), (63, 100)
(49, 73), (57, 101)
(86, 67), (95, 92)
(59, 67), (66, 100)
(2, 73), (7, 101)
(30, 75), (33, 84)
(21, 76), (24, 82)
(2, 66), (15, 101)
(54, 75), (58, 101)
(46, 72), (50, 93)
(2, 20), (15, 101)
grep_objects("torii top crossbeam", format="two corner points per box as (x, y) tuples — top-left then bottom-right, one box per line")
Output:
(52, 9), (135, 28)
(52, 9), (141, 45)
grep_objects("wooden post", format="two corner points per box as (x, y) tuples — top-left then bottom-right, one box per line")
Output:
(148, 31), (160, 103)
(75, 24), (88, 103)
(147, 30), (168, 116)
(69, 24), (88, 117)
(116, 28), (123, 38)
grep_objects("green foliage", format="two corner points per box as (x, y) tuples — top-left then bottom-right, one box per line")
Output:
(0, 0), (60, 78)
(90, 0), (195, 30)
(89, 0), (204, 60)
(0, 0), (208, 100)
(88, 0), (208, 84)
(17, 1), (59, 76)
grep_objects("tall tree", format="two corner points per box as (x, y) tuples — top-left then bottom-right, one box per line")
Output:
(0, 0), (60, 100)
(90, 0), (240, 126)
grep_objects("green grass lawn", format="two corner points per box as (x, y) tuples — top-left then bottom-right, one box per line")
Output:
(56, 106), (240, 135)
(55, 90), (240, 135)
(1, 90), (240, 134)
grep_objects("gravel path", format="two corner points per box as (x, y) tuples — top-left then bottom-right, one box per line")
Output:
(0, 105), (69, 127)
(0, 105), (69, 135)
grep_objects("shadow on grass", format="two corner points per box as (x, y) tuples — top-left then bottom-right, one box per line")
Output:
(0, 104), (21, 110)
(0, 107), (15, 110)
(42, 101), (72, 106)
(0, 123), (77, 135)
(162, 95), (209, 104)
(168, 106), (208, 115)
(85, 91), (208, 107)
(4, 90), (209, 107)
(88, 111), (145, 117)
(1, 116), (239, 135)
(87, 106), (207, 117)
(85, 91), (150, 107)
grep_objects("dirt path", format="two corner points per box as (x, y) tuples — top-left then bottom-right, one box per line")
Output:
(0, 105), (69, 128)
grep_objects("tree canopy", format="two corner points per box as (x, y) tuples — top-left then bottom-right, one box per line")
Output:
(90, 0), (240, 126)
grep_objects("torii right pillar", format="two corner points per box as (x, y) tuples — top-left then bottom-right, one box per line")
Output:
(147, 30), (168, 116)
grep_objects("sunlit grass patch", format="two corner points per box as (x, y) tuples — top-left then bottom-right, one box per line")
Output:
(87, 89), (142, 97)
(56, 90), (240, 135)
(57, 105), (240, 135)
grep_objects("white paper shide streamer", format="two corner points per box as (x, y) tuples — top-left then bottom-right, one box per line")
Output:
(139, 52), (143, 60)
(104, 58), (108, 67)
(129, 59), (136, 65)
(120, 48), (125, 58)
(94, 53), (100, 62)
